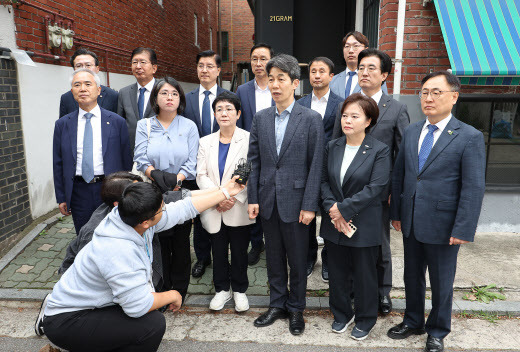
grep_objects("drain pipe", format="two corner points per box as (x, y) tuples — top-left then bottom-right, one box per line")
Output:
(393, 0), (407, 97)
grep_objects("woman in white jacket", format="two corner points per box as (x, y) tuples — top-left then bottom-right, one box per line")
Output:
(197, 92), (255, 312)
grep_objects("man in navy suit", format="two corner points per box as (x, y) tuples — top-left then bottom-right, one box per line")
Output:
(59, 48), (119, 118)
(296, 56), (343, 281)
(248, 54), (324, 336)
(53, 69), (132, 234)
(184, 50), (233, 278)
(388, 71), (485, 352)
(236, 43), (274, 266)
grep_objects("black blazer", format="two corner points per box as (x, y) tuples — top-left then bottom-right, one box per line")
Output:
(59, 85), (119, 118)
(320, 134), (391, 247)
(296, 90), (343, 143)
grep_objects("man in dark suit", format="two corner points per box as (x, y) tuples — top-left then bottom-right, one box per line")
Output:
(59, 48), (119, 118)
(184, 50), (233, 278)
(332, 49), (410, 315)
(53, 69), (132, 234)
(296, 56), (343, 281)
(117, 47), (158, 152)
(248, 54), (324, 335)
(236, 43), (275, 266)
(388, 71), (486, 352)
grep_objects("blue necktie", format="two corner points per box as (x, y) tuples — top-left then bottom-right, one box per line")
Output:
(82, 113), (94, 183)
(201, 90), (212, 136)
(344, 71), (356, 98)
(138, 87), (146, 120)
(418, 124), (438, 171)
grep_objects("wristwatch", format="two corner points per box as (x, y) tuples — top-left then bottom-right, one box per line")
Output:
(176, 179), (182, 188)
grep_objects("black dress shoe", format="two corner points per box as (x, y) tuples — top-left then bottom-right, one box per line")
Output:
(254, 307), (288, 327)
(425, 335), (444, 352)
(379, 294), (392, 315)
(191, 260), (210, 278)
(288, 311), (305, 335)
(248, 242), (265, 266)
(387, 322), (426, 340)
(306, 259), (316, 277)
(321, 263), (329, 282)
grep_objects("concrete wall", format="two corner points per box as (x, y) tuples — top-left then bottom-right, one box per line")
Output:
(478, 192), (520, 233)
(0, 6), (16, 49)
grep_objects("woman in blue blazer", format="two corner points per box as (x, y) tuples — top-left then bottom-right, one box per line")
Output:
(320, 93), (391, 340)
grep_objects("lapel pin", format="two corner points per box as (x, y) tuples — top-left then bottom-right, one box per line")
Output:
(107, 122), (110, 124)
(363, 151), (366, 154)
(383, 104), (386, 107)
(448, 130), (453, 135)
(365, 145), (369, 147)
(100, 95), (103, 98)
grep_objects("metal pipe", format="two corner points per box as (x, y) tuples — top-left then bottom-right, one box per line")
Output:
(393, 0), (407, 96)
(26, 50), (66, 60)
(104, 50), (110, 87)
(355, 0), (364, 32)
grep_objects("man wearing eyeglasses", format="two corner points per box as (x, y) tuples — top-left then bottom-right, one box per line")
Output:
(329, 31), (387, 99)
(117, 47), (158, 153)
(59, 48), (119, 118)
(388, 71), (485, 352)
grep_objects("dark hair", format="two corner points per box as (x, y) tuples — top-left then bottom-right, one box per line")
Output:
(340, 93), (379, 133)
(101, 172), (143, 208)
(266, 54), (301, 81)
(196, 50), (222, 68)
(131, 47), (158, 65)
(341, 31), (369, 48)
(150, 76), (187, 115)
(118, 182), (163, 227)
(357, 48), (393, 76)
(70, 48), (99, 67)
(308, 56), (334, 74)
(421, 71), (461, 92)
(250, 43), (274, 58)
(212, 92), (241, 113)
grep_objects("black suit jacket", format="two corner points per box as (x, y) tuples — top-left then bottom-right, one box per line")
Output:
(320, 135), (391, 247)
(59, 85), (119, 118)
(296, 90), (343, 143)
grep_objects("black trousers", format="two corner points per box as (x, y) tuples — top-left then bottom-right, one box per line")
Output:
(307, 217), (328, 265)
(193, 216), (212, 262)
(377, 201), (392, 296)
(157, 219), (192, 300)
(327, 240), (379, 332)
(249, 220), (264, 249)
(43, 305), (166, 352)
(210, 223), (251, 292)
(262, 205), (309, 312)
(70, 179), (103, 234)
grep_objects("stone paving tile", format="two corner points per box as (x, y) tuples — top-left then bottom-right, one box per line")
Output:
(15, 265), (34, 274)
(37, 244), (54, 252)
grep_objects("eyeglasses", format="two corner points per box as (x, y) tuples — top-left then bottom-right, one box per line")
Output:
(344, 44), (365, 51)
(132, 60), (151, 66)
(74, 63), (95, 69)
(251, 57), (268, 64)
(198, 64), (217, 70)
(215, 107), (236, 115)
(358, 65), (379, 73)
(419, 89), (455, 100)
(153, 204), (166, 218)
(158, 91), (180, 98)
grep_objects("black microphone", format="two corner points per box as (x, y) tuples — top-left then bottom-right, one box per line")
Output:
(232, 158), (252, 185)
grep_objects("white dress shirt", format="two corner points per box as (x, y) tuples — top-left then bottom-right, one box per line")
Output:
(418, 114), (452, 150)
(136, 78), (155, 112)
(340, 144), (360, 185)
(76, 105), (104, 176)
(198, 83), (218, 132)
(311, 89), (330, 119)
(254, 79), (272, 112)
(344, 68), (359, 96)
(361, 89), (383, 105)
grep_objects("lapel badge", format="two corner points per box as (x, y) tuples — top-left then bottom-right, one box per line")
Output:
(363, 151), (366, 154)
(107, 122), (110, 124)
(448, 130), (453, 135)
(383, 104), (386, 107)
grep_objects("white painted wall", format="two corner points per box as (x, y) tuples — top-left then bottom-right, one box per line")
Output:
(0, 6), (16, 49)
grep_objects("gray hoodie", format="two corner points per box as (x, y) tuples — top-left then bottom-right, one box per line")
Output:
(44, 198), (198, 318)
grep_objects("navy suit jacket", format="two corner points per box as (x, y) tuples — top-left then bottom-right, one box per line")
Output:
(296, 90), (343, 143)
(184, 86), (233, 137)
(390, 116), (486, 244)
(247, 103), (324, 223)
(330, 70), (388, 99)
(59, 85), (119, 118)
(236, 79), (275, 132)
(53, 107), (132, 207)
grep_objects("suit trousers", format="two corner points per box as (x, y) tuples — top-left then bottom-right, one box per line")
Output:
(307, 217), (328, 265)
(210, 223), (251, 293)
(403, 229), (460, 339)
(327, 240), (379, 332)
(70, 179), (103, 235)
(184, 179), (212, 263)
(377, 201), (392, 296)
(43, 305), (166, 352)
(249, 220), (264, 249)
(261, 204), (309, 312)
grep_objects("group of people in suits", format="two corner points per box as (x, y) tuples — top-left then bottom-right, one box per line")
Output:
(50, 28), (486, 352)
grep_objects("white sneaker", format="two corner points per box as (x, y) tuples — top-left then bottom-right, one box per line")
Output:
(233, 292), (250, 312)
(209, 290), (232, 311)
(317, 236), (325, 246)
(35, 293), (50, 336)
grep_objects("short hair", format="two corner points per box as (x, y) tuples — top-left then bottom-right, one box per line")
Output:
(421, 71), (461, 92)
(118, 182), (163, 227)
(196, 50), (222, 68)
(101, 172), (143, 208)
(342, 31), (369, 48)
(266, 54), (301, 81)
(131, 47), (158, 65)
(250, 43), (274, 58)
(212, 91), (241, 113)
(70, 48), (99, 68)
(358, 49), (393, 80)
(70, 68), (101, 87)
(308, 57), (335, 74)
(150, 76), (187, 115)
(340, 93), (379, 133)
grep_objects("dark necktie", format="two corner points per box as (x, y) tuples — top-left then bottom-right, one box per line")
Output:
(345, 71), (356, 98)
(82, 113), (94, 183)
(201, 90), (212, 136)
(418, 124), (438, 171)
(138, 87), (146, 120)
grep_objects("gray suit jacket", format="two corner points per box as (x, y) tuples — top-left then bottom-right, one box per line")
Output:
(330, 70), (388, 99)
(247, 103), (325, 223)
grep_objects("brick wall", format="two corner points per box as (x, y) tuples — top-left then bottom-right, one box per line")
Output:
(12, 0), (218, 83)
(0, 58), (32, 244)
(378, 0), (518, 95)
